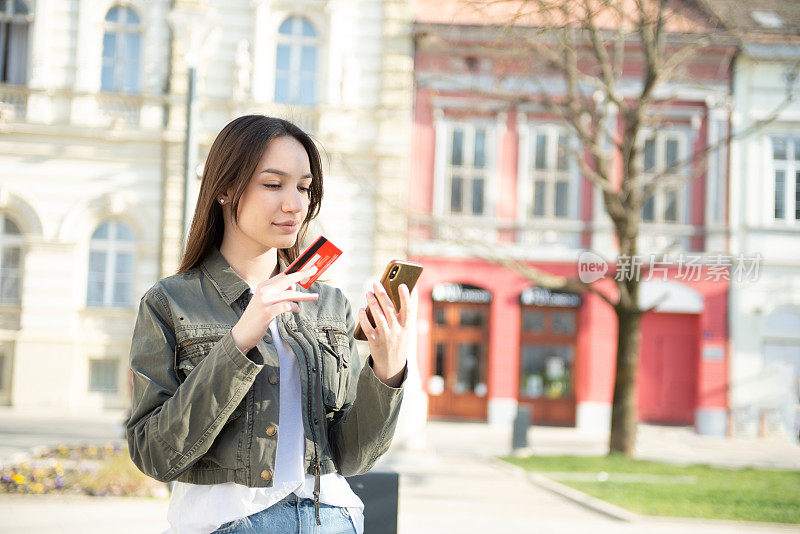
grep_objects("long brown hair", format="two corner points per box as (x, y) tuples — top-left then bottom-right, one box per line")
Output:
(176, 115), (324, 274)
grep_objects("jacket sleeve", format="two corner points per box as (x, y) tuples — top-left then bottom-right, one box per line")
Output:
(125, 286), (264, 482)
(326, 293), (406, 476)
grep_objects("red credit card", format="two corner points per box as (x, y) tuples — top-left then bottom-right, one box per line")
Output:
(284, 236), (342, 289)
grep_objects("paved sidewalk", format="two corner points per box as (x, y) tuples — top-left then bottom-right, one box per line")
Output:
(1, 409), (799, 533)
(0, 407), (126, 463)
(373, 421), (800, 534)
(0, 494), (170, 533)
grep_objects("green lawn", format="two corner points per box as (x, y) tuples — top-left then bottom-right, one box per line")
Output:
(502, 454), (800, 524)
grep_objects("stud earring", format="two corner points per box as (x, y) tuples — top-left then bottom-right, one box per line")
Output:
(219, 198), (225, 204)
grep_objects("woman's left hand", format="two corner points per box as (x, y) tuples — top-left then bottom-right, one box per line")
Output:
(358, 282), (412, 388)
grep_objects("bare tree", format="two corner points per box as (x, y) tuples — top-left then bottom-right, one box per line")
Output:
(407, 0), (798, 455)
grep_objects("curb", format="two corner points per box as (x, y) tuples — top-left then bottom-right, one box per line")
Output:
(487, 457), (638, 522)
(526, 472), (639, 522)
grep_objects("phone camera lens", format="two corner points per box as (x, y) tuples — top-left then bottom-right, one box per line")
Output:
(389, 266), (398, 279)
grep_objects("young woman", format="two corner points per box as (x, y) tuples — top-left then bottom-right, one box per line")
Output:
(126, 115), (411, 534)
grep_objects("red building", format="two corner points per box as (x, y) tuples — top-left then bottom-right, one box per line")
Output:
(410, 0), (735, 435)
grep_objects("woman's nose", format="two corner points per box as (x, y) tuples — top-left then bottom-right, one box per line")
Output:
(282, 189), (303, 212)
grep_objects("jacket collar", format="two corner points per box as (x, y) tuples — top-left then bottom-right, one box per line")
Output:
(200, 246), (289, 306)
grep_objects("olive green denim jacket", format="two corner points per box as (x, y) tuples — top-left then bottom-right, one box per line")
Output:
(125, 247), (406, 496)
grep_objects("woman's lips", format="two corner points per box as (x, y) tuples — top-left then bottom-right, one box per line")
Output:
(273, 221), (299, 233)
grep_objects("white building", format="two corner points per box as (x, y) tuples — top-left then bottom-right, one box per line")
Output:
(0, 0), (414, 415)
(716, 1), (800, 441)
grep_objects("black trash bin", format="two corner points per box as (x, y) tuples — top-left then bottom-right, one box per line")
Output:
(512, 405), (532, 451)
(346, 471), (399, 534)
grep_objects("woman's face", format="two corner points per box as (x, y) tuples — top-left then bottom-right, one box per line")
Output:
(224, 135), (312, 252)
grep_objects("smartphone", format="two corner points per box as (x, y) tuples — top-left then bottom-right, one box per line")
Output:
(284, 236), (342, 289)
(355, 260), (423, 341)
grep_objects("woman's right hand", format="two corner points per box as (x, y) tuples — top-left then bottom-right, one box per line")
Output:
(230, 266), (319, 353)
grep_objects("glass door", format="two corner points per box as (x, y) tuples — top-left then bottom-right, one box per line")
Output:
(428, 302), (490, 420)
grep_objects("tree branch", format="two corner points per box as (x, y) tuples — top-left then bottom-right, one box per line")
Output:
(641, 70), (799, 200)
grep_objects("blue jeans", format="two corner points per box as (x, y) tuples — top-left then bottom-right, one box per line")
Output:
(211, 494), (357, 534)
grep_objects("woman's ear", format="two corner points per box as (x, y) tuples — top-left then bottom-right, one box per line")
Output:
(217, 186), (234, 206)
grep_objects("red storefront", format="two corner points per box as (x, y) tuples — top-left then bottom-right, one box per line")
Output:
(411, 258), (729, 430)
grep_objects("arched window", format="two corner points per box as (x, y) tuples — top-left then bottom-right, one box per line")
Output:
(274, 16), (317, 105)
(101, 6), (142, 93)
(0, 215), (22, 304)
(0, 0), (32, 84)
(87, 220), (135, 308)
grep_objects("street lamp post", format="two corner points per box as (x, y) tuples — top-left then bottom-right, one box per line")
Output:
(181, 65), (198, 251)
(167, 1), (214, 253)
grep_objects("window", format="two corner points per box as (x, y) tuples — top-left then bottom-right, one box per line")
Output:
(434, 342), (445, 377)
(434, 307), (446, 325)
(455, 342), (486, 394)
(527, 126), (573, 219)
(101, 6), (142, 93)
(520, 344), (574, 398)
(640, 132), (687, 224)
(771, 135), (800, 223)
(443, 123), (491, 216)
(0, 215), (22, 304)
(0, 0), (31, 84)
(519, 305), (578, 400)
(275, 16), (317, 105)
(89, 359), (118, 393)
(523, 309), (545, 332)
(551, 310), (576, 334)
(459, 307), (487, 328)
(87, 221), (135, 308)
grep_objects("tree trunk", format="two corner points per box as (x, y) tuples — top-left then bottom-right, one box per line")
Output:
(608, 306), (643, 456)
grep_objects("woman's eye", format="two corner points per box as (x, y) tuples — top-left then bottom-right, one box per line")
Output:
(299, 186), (311, 193)
(263, 183), (281, 189)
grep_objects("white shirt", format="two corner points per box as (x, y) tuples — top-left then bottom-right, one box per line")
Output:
(164, 299), (364, 534)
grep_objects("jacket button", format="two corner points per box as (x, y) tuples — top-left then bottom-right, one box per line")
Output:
(265, 424), (278, 437)
(260, 469), (272, 481)
(268, 374), (279, 385)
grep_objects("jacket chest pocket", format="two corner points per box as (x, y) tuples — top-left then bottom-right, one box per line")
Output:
(174, 335), (222, 377)
(174, 331), (245, 422)
(316, 325), (351, 410)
